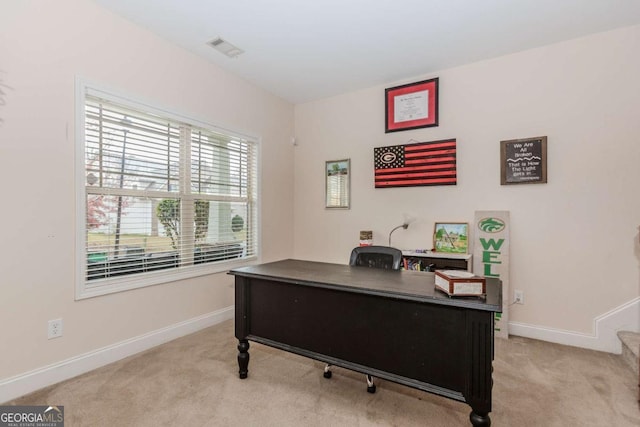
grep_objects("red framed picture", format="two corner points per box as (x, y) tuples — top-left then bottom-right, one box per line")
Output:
(385, 78), (439, 133)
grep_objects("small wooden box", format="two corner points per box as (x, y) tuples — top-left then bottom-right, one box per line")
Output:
(435, 270), (486, 296)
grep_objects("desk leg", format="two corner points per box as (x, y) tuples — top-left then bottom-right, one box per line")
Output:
(465, 311), (493, 426)
(237, 339), (250, 379)
(469, 410), (491, 426)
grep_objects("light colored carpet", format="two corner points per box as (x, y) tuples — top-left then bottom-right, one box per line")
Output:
(8, 320), (640, 426)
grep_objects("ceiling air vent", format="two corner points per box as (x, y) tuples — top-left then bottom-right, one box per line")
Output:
(207, 37), (244, 58)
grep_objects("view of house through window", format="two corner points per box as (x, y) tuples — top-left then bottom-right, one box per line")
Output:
(79, 87), (258, 297)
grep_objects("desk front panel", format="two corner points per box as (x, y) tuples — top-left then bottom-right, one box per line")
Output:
(241, 276), (484, 395)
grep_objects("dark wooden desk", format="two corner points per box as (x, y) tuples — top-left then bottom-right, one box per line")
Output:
(229, 259), (502, 426)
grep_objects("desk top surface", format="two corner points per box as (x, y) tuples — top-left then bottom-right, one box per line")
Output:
(229, 259), (502, 312)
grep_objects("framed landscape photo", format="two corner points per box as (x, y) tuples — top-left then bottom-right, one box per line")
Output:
(325, 159), (350, 209)
(385, 78), (439, 133)
(433, 222), (469, 253)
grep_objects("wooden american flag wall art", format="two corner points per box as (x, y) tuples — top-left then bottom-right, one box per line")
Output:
(374, 139), (457, 188)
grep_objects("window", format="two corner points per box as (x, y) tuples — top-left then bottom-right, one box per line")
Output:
(76, 83), (259, 299)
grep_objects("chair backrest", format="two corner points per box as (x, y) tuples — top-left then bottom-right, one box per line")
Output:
(349, 245), (403, 270)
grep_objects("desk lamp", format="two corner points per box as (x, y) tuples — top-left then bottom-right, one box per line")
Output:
(388, 223), (409, 247)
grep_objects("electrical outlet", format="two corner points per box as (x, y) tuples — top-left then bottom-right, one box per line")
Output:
(514, 290), (524, 305)
(48, 319), (63, 339)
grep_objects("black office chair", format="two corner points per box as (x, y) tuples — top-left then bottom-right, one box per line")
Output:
(323, 245), (403, 393)
(348, 245), (403, 270)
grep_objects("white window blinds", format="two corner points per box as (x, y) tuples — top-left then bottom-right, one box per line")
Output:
(79, 88), (258, 297)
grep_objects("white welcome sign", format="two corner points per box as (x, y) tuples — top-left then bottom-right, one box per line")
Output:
(473, 211), (510, 339)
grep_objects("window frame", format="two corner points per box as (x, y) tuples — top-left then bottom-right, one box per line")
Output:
(75, 78), (261, 300)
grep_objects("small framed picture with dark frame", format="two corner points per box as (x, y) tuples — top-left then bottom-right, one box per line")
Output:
(500, 136), (547, 185)
(325, 159), (350, 209)
(433, 222), (469, 254)
(385, 78), (439, 133)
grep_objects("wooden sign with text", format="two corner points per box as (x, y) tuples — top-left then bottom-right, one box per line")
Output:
(473, 211), (510, 339)
(501, 136), (547, 185)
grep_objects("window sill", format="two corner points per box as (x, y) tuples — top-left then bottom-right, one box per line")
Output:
(76, 256), (257, 300)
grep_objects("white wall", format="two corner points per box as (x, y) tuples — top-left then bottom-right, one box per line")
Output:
(293, 26), (640, 340)
(0, 0), (294, 395)
(1, 0), (638, 403)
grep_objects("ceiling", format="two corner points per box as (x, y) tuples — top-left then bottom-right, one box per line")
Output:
(94, 0), (640, 104)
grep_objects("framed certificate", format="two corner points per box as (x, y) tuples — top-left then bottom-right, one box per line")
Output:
(385, 78), (439, 133)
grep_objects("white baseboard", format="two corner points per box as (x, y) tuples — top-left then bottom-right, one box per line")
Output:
(2, 298), (637, 403)
(509, 297), (640, 354)
(0, 306), (233, 404)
